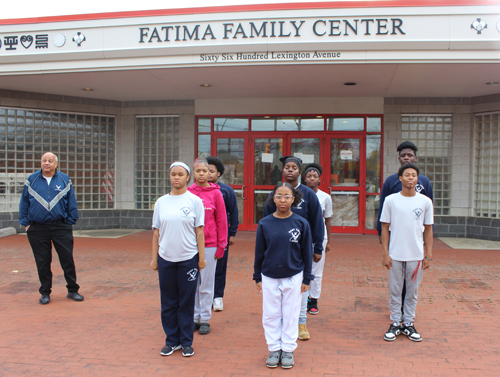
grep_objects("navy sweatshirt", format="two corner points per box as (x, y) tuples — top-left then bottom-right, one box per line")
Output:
(253, 213), (314, 285)
(263, 184), (324, 255)
(219, 182), (239, 237)
(376, 173), (433, 235)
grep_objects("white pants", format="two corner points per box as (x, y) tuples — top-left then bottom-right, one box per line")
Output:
(194, 247), (216, 323)
(262, 272), (303, 352)
(309, 237), (327, 299)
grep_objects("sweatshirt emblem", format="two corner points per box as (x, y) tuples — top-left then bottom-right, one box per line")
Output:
(295, 198), (304, 209)
(289, 228), (301, 243)
(187, 268), (198, 281)
(55, 185), (62, 191)
(415, 184), (424, 193)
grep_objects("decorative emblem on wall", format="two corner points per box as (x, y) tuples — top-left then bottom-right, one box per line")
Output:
(72, 32), (86, 46)
(20, 35), (33, 49)
(471, 18), (487, 34)
(53, 33), (66, 47)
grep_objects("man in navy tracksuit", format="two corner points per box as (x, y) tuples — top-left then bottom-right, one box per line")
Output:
(206, 156), (239, 312)
(19, 152), (84, 305)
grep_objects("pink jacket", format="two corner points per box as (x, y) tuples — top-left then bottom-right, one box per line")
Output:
(187, 182), (228, 258)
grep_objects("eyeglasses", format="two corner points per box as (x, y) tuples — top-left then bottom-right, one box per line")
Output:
(274, 195), (293, 200)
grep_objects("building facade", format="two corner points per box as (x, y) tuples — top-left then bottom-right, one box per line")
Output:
(1, 1), (500, 239)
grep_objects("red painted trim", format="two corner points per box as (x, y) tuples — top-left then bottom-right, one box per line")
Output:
(0, 0), (496, 25)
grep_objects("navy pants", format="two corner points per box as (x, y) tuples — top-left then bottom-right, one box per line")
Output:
(27, 222), (79, 295)
(214, 244), (229, 298)
(158, 254), (199, 347)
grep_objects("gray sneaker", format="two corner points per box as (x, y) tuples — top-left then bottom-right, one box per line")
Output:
(266, 350), (281, 368)
(281, 351), (294, 369)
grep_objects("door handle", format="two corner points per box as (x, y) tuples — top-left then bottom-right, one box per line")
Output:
(242, 185), (247, 200)
(327, 186), (332, 195)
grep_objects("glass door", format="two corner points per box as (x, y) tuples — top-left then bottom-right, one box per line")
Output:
(251, 137), (283, 229)
(328, 136), (364, 233)
(214, 136), (249, 231)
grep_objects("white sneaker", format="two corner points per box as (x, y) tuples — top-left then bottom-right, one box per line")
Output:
(213, 297), (223, 311)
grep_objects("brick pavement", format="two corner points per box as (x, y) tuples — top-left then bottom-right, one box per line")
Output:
(1, 231), (499, 377)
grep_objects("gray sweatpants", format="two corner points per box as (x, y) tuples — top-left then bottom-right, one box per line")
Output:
(389, 260), (423, 324)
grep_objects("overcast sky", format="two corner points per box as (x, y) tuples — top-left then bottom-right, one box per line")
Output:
(3, 0), (369, 20)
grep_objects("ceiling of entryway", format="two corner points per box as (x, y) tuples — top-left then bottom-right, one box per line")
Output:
(0, 63), (498, 101)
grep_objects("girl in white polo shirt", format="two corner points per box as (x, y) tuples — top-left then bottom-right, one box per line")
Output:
(150, 162), (206, 357)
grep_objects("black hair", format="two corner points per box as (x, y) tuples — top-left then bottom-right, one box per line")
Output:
(206, 156), (225, 176)
(304, 163), (323, 177)
(398, 162), (420, 177)
(270, 182), (303, 208)
(397, 141), (418, 155)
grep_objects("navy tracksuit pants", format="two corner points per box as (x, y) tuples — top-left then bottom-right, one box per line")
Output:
(214, 243), (229, 298)
(158, 254), (199, 347)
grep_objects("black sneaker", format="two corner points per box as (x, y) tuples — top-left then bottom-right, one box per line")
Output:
(402, 324), (422, 342)
(308, 298), (319, 315)
(307, 297), (312, 311)
(160, 344), (181, 356)
(199, 322), (210, 335)
(182, 346), (194, 357)
(194, 321), (201, 331)
(383, 323), (401, 341)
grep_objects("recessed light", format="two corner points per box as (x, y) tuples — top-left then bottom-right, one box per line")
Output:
(200, 84), (212, 87)
(316, 116), (323, 118)
(486, 82), (499, 85)
(344, 82), (357, 86)
(82, 88), (94, 91)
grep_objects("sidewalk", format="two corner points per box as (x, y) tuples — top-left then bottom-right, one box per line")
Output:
(1, 231), (499, 377)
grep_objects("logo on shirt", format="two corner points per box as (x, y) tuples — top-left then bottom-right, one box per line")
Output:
(413, 208), (424, 220)
(55, 185), (62, 192)
(180, 206), (192, 217)
(414, 184), (424, 193)
(289, 228), (301, 243)
(187, 268), (198, 281)
(295, 198), (304, 209)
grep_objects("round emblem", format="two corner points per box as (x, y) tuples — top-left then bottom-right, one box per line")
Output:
(53, 33), (66, 47)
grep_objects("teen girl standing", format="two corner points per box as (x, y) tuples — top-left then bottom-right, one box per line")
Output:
(255, 182), (313, 369)
(150, 162), (206, 357)
(188, 159), (228, 335)
(263, 156), (324, 340)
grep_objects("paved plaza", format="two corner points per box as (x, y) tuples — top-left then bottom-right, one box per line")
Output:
(1, 231), (499, 376)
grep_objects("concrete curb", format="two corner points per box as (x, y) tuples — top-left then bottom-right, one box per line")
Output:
(0, 227), (17, 237)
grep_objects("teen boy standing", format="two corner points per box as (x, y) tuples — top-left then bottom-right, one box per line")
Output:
(380, 163), (433, 342)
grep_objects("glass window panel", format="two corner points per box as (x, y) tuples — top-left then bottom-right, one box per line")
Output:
(254, 190), (272, 224)
(365, 195), (380, 230)
(252, 117), (323, 131)
(197, 117), (211, 132)
(327, 117), (364, 131)
(330, 138), (360, 186)
(331, 192), (359, 226)
(197, 134), (211, 159)
(366, 135), (381, 193)
(216, 138), (245, 185)
(0, 107), (115, 211)
(367, 117), (382, 132)
(254, 138), (283, 185)
(291, 138), (320, 176)
(401, 114), (452, 216)
(135, 116), (179, 209)
(214, 118), (249, 132)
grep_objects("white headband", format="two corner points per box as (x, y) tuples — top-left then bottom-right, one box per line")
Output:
(170, 162), (190, 174)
